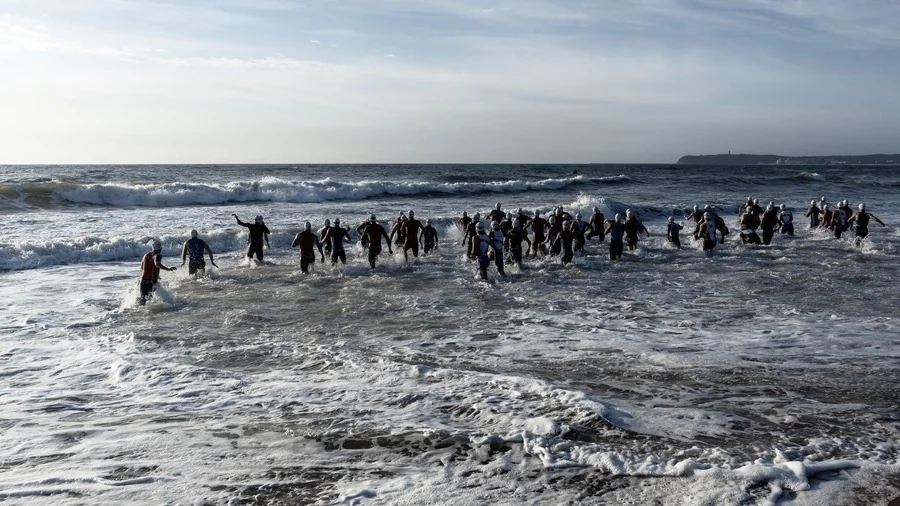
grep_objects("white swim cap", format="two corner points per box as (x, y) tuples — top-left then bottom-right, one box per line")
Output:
(255, 215), (263, 224)
(151, 239), (162, 251)
(766, 204), (773, 211)
(575, 213), (582, 220)
(842, 200), (848, 206)
(615, 213), (622, 222)
(476, 222), (485, 230)
(564, 220), (571, 228)
(703, 211), (711, 219)
(745, 207), (753, 215)
(780, 204), (785, 210)
(625, 209), (632, 216)
(703, 205), (710, 211)
(810, 200), (815, 206)
(754, 199), (759, 205)
(768, 201), (774, 207)
(190, 229), (198, 239)
(491, 220), (500, 229)
(370, 214), (376, 222)
(549, 216), (557, 224)
(821, 196), (826, 201)
(305, 221), (311, 231)
(425, 219), (431, 225)
(668, 217), (674, 223)
(859, 203), (865, 211)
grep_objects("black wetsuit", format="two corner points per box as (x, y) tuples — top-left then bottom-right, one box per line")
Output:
(506, 227), (529, 266)
(667, 223), (682, 248)
(325, 226), (349, 265)
(556, 229), (574, 264)
(422, 225), (438, 254)
(239, 221), (270, 261)
(607, 222), (625, 260)
(760, 210), (779, 245)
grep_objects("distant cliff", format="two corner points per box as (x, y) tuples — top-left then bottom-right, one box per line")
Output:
(676, 154), (900, 165)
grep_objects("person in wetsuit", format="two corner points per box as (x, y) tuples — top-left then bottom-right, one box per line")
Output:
(234, 214), (270, 262)
(421, 219), (438, 255)
(587, 207), (606, 242)
(389, 214), (407, 248)
(685, 205), (703, 224)
(526, 210), (548, 256)
(697, 212), (717, 252)
(545, 216), (563, 256)
(832, 201), (851, 239)
(554, 220), (576, 264)
(461, 213), (480, 259)
(623, 209), (649, 251)
(291, 221), (325, 274)
(318, 219), (332, 255)
(321, 218), (351, 265)
(605, 214), (626, 260)
(458, 211), (472, 231)
(487, 221), (505, 275)
(140, 239), (176, 305)
(471, 222), (497, 280)
(180, 229), (218, 275)
(739, 208), (762, 244)
(400, 210), (423, 261)
(506, 218), (531, 268)
(805, 200), (822, 229)
(572, 213), (591, 255)
(846, 203), (886, 246)
(759, 205), (779, 245)
(777, 204), (794, 236)
(358, 214), (393, 268)
(488, 203), (506, 223)
(666, 217), (683, 248)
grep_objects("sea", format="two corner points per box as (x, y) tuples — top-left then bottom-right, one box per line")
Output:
(1, 164), (898, 505)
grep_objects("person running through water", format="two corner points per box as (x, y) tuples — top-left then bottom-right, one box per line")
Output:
(605, 214), (626, 260)
(553, 220), (576, 264)
(571, 213), (592, 256)
(685, 205), (703, 224)
(140, 239), (176, 305)
(697, 212), (718, 253)
(526, 210), (548, 256)
(180, 229), (218, 275)
(506, 218), (531, 268)
(471, 222), (497, 280)
(847, 203), (886, 246)
(624, 209), (650, 251)
(737, 197), (755, 217)
(318, 219), (332, 255)
(400, 210), (423, 261)
(234, 214), (270, 263)
(832, 201), (851, 239)
(515, 208), (530, 226)
(820, 197), (834, 229)
(759, 204), (779, 245)
(389, 213), (407, 248)
(488, 221), (505, 275)
(358, 214), (393, 268)
(321, 218), (351, 265)
(545, 216), (563, 256)
(461, 213), (480, 259)
(420, 219), (438, 255)
(666, 217), (683, 248)
(458, 211), (472, 231)
(805, 200), (822, 229)
(777, 204), (794, 236)
(291, 222), (325, 274)
(488, 203), (506, 223)
(587, 207), (606, 242)
(739, 207), (762, 244)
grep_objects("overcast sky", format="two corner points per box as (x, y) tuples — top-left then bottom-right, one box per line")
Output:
(1, 0), (898, 163)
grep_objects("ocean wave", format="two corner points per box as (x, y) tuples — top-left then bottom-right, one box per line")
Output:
(0, 175), (629, 210)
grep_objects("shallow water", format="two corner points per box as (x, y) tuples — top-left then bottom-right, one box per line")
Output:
(1, 164), (899, 504)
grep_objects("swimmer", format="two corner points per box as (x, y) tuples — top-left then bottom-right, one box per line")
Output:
(319, 219), (332, 255)
(572, 213), (591, 255)
(666, 217), (683, 248)
(605, 214), (626, 261)
(832, 201), (851, 239)
(471, 222), (497, 280)
(139, 239), (176, 305)
(545, 216), (563, 256)
(420, 219), (439, 255)
(685, 205), (703, 224)
(553, 220), (576, 264)
(389, 213), (407, 247)
(320, 218), (351, 265)
(697, 212), (717, 252)
(400, 210), (423, 261)
(233, 214), (270, 263)
(488, 202), (506, 222)
(291, 222), (325, 274)
(623, 209), (649, 251)
(587, 206), (606, 242)
(777, 204), (794, 236)
(180, 229), (218, 275)
(846, 203), (886, 246)
(526, 210), (548, 256)
(759, 204), (779, 245)
(506, 218), (531, 268)
(461, 213), (480, 259)
(739, 207), (762, 244)
(458, 211), (472, 230)
(488, 221), (505, 275)
(805, 200), (822, 229)
(358, 214), (393, 268)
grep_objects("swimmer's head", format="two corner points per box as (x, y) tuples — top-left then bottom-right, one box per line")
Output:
(255, 215), (264, 224)
(766, 204), (773, 211)
(747, 196), (753, 203)
(768, 201), (774, 207)
(151, 239), (162, 251)
(409, 210), (415, 218)
(575, 213), (582, 220)
(842, 199), (848, 206)
(668, 217), (674, 223)
(324, 219), (331, 226)
(615, 213), (622, 223)
(369, 214), (377, 222)
(305, 221), (311, 231)
(496, 202), (502, 210)
(745, 207), (753, 215)
(549, 216), (557, 224)
(754, 199), (759, 205)
(473, 213), (480, 221)
(462, 211), (468, 217)
(491, 221), (500, 229)
(563, 220), (572, 229)
(593, 206), (599, 213)
(859, 203), (865, 211)
(334, 218), (340, 226)
(534, 209), (540, 217)
(190, 229), (198, 239)
(780, 204), (786, 210)
(810, 200), (816, 206)
(517, 207), (523, 214)
(821, 196), (826, 201)
(476, 222), (485, 231)
(625, 209), (632, 217)
(703, 204), (710, 211)
(425, 219), (431, 226)
(703, 211), (711, 220)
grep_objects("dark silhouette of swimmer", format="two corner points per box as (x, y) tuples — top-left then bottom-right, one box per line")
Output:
(292, 222), (325, 274)
(233, 214), (270, 262)
(359, 214), (393, 268)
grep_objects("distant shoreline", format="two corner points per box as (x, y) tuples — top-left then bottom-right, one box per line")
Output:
(676, 154), (900, 165)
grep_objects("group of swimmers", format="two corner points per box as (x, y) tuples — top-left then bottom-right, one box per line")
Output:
(138, 200), (888, 301)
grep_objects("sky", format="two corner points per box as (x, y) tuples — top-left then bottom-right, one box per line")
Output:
(1, 0), (899, 164)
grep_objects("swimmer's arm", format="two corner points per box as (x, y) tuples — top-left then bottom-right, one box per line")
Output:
(233, 214), (249, 227)
(181, 241), (188, 265)
(155, 254), (176, 272)
(291, 233), (301, 248)
(873, 214), (886, 226)
(316, 238), (324, 260)
(204, 242), (218, 267)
